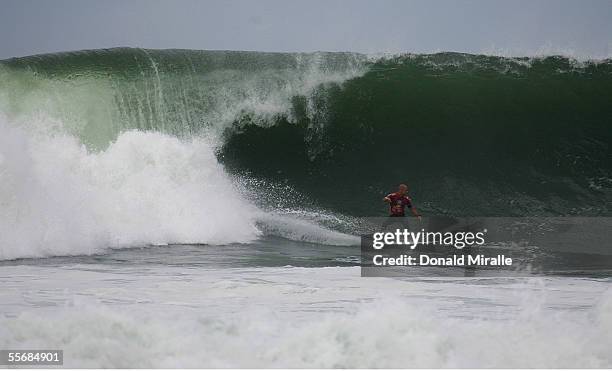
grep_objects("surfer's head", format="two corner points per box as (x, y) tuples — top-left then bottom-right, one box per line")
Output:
(398, 184), (408, 195)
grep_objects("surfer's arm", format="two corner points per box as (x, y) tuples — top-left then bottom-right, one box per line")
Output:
(383, 195), (391, 203)
(410, 206), (422, 220)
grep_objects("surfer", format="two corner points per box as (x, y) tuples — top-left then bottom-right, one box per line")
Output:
(383, 184), (421, 220)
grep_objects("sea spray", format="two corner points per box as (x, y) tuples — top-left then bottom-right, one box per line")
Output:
(0, 114), (260, 259)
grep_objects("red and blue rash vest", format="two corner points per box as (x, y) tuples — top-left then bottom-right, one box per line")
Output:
(387, 192), (412, 217)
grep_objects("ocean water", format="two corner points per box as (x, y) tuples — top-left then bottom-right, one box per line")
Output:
(2, 250), (611, 368)
(1, 49), (611, 368)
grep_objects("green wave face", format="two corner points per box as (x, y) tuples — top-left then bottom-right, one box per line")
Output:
(1, 49), (611, 216)
(222, 54), (612, 216)
(0, 48), (367, 148)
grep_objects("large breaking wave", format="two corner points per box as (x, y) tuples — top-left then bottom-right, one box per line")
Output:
(1, 48), (611, 259)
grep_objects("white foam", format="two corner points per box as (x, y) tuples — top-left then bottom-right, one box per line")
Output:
(1, 266), (610, 368)
(0, 113), (360, 259)
(0, 114), (263, 259)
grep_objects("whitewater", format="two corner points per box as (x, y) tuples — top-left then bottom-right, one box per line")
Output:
(2, 263), (611, 368)
(1, 48), (611, 368)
